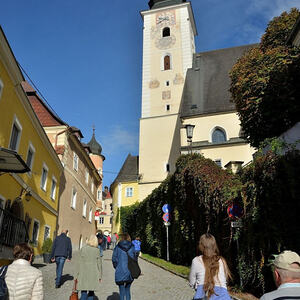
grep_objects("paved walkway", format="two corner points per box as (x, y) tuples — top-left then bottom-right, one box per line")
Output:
(35, 249), (195, 300)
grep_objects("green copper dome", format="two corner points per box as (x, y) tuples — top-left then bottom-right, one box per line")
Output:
(148, 0), (186, 9)
(87, 131), (102, 156)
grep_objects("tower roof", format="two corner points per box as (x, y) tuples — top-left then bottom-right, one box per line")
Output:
(148, 0), (186, 9)
(87, 129), (102, 156)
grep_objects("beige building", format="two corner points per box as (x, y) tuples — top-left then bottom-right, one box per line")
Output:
(97, 186), (113, 236)
(22, 82), (103, 250)
(138, 0), (256, 201)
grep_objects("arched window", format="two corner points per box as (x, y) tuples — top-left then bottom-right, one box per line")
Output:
(163, 27), (170, 37)
(212, 128), (227, 144)
(164, 55), (171, 70)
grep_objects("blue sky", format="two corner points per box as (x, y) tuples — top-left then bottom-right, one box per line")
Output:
(1, 0), (299, 187)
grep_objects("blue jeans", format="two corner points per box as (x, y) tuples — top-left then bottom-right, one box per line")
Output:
(119, 283), (131, 300)
(80, 291), (94, 300)
(55, 257), (66, 286)
(98, 245), (103, 257)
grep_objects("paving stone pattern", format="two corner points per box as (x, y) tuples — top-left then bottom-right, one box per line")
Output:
(35, 249), (195, 300)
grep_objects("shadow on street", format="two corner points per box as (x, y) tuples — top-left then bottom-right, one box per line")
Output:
(107, 292), (120, 300)
(32, 263), (47, 269)
(60, 274), (74, 285)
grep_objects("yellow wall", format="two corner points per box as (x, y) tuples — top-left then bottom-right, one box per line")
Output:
(0, 49), (61, 255)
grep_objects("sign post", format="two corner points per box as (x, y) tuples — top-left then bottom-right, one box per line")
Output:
(162, 204), (171, 261)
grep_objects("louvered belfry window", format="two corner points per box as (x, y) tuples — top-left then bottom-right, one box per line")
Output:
(164, 55), (170, 70)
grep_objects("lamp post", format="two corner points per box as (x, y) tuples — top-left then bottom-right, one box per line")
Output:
(185, 124), (195, 154)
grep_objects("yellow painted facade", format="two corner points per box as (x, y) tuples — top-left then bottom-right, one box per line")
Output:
(0, 28), (63, 256)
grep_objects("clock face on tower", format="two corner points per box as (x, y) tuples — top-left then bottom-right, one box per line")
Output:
(156, 11), (176, 26)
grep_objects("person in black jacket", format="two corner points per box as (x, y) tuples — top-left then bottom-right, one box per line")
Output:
(50, 229), (72, 288)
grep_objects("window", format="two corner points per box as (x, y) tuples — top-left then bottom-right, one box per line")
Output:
(82, 199), (87, 217)
(166, 81), (170, 86)
(85, 169), (89, 184)
(110, 217), (112, 225)
(71, 188), (77, 209)
(163, 27), (170, 37)
(73, 153), (79, 171)
(166, 104), (170, 111)
(50, 177), (57, 200)
(32, 220), (40, 245)
(26, 143), (35, 173)
(126, 187), (133, 197)
(9, 117), (22, 151)
(97, 190), (102, 201)
(43, 225), (50, 241)
(166, 163), (170, 172)
(0, 79), (3, 101)
(99, 217), (104, 225)
(40, 164), (48, 191)
(164, 55), (171, 70)
(91, 182), (94, 194)
(89, 208), (93, 223)
(212, 128), (227, 144)
(215, 159), (222, 167)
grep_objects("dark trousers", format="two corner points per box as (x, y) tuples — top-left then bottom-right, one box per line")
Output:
(55, 256), (66, 286)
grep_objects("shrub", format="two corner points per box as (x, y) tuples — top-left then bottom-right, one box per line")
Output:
(42, 238), (53, 253)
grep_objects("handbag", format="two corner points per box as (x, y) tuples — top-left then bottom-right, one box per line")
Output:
(69, 279), (79, 300)
(127, 252), (141, 279)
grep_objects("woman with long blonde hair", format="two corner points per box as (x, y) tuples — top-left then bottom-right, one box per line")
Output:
(189, 233), (232, 300)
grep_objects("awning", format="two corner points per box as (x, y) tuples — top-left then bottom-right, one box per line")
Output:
(0, 147), (30, 173)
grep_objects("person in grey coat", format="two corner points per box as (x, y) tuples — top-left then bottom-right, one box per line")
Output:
(76, 235), (102, 300)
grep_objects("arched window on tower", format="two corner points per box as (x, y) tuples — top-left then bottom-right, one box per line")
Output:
(163, 27), (170, 37)
(164, 55), (171, 70)
(212, 128), (227, 144)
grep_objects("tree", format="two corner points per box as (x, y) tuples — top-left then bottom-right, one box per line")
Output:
(230, 8), (300, 148)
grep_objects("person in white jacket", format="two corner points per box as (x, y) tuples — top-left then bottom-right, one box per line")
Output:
(5, 243), (43, 300)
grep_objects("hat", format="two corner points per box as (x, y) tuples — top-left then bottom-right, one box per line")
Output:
(271, 251), (300, 272)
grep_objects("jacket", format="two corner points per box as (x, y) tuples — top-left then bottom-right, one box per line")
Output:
(112, 240), (136, 284)
(76, 245), (102, 291)
(51, 233), (72, 259)
(5, 259), (43, 300)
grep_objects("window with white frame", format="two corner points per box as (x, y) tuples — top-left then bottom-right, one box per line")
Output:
(82, 199), (87, 218)
(73, 152), (79, 171)
(97, 190), (102, 201)
(71, 188), (77, 209)
(50, 177), (57, 200)
(85, 169), (89, 184)
(91, 182), (94, 194)
(0, 79), (4, 101)
(166, 163), (170, 172)
(126, 187), (133, 197)
(40, 163), (48, 191)
(9, 116), (22, 152)
(99, 217), (104, 224)
(32, 220), (40, 245)
(26, 143), (35, 173)
(212, 128), (227, 144)
(43, 225), (50, 241)
(89, 208), (93, 223)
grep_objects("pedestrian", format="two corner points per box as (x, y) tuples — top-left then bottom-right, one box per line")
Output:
(50, 229), (72, 288)
(111, 233), (117, 249)
(132, 237), (141, 259)
(76, 234), (102, 300)
(5, 243), (43, 299)
(260, 250), (300, 300)
(96, 230), (106, 257)
(189, 233), (232, 300)
(112, 233), (137, 300)
(107, 235), (111, 249)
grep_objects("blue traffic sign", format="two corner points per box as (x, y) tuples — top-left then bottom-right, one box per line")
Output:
(162, 204), (171, 213)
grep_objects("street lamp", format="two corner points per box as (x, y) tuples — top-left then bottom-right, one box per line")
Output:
(185, 124), (195, 154)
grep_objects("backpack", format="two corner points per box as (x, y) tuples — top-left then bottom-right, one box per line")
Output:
(0, 266), (8, 300)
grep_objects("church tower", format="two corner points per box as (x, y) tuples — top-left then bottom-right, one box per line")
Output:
(139, 0), (197, 200)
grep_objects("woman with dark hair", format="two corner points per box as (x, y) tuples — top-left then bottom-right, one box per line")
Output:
(189, 234), (232, 300)
(112, 233), (136, 300)
(5, 243), (43, 299)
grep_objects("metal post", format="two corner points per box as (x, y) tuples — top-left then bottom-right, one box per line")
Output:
(166, 224), (169, 261)
(236, 230), (243, 288)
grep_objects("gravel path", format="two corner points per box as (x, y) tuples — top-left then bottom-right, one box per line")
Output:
(34, 249), (195, 300)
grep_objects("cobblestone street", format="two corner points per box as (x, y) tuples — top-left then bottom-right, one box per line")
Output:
(34, 250), (194, 300)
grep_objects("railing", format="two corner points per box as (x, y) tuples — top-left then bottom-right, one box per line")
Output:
(0, 207), (29, 247)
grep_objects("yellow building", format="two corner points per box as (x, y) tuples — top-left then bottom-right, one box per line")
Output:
(0, 27), (63, 260)
(110, 155), (139, 233)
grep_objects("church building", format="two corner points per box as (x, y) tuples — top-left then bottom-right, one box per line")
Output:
(138, 0), (255, 201)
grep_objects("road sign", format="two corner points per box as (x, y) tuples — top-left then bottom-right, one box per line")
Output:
(95, 211), (100, 217)
(227, 203), (243, 219)
(231, 221), (243, 228)
(162, 204), (171, 213)
(163, 213), (170, 222)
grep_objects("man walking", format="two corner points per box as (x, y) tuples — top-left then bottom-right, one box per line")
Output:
(260, 250), (300, 300)
(111, 232), (117, 249)
(50, 229), (72, 288)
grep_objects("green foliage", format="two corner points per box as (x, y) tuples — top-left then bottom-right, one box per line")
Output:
(41, 238), (53, 253)
(230, 8), (300, 147)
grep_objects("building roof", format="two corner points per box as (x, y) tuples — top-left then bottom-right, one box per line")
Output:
(87, 130), (102, 156)
(180, 44), (257, 118)
(111, 154), (139, 186)
(22, 81), (67, 127)
(148, 0), (186, 9)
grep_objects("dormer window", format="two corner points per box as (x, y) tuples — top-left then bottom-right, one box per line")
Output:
(163, 27), (170, 37)
(164, 55), (171, 70)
